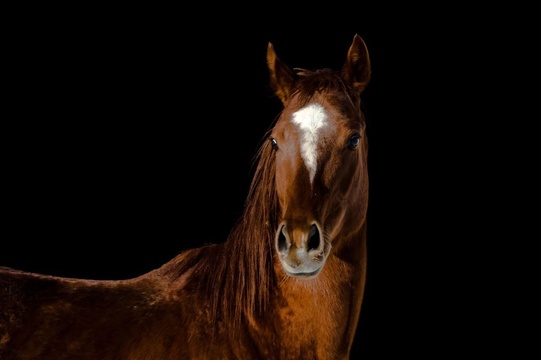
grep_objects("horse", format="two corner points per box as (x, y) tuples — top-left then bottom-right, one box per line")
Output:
(0, 33), (371, 360)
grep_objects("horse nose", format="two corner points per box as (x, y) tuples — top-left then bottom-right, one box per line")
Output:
(276, 223), (321, 254)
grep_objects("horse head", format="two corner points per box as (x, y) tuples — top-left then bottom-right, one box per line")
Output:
(267, 34), (371, 278)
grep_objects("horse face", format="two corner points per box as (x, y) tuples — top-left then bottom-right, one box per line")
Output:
(270, 92), (367, 278)
(267, 34), (371, 278)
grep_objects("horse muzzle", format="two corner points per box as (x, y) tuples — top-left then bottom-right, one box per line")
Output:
(275, 221), (329, 278)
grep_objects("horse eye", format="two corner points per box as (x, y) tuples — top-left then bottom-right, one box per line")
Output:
(271, 138), (279, 150)
(347, 134), (361, 150)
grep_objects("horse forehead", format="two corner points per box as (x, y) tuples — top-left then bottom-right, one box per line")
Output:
(290, 103), (335, 184)
(292, 102), (331, 131)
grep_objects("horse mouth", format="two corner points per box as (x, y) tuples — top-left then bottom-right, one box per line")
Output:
(279, 254), (327, 278)
(282, 267), (322, 278)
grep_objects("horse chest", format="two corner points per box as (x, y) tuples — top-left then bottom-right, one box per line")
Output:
(265, 274), (356, 357)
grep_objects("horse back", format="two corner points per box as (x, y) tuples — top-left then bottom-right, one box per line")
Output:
(0, 265), (194, 359)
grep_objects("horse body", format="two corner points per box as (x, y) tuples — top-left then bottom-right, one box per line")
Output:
(1, 34), (371, 360)
(1, 245), (365, 359)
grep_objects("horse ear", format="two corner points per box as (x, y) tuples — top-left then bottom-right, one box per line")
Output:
(341, 34), (371, 95)
(267, 42), (296, 105)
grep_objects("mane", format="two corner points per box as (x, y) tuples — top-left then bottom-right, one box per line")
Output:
(292, 68), (359, 106)
(172, 133), (279, 332)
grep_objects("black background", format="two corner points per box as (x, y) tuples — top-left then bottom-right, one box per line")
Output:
(2, 4), (531, 358)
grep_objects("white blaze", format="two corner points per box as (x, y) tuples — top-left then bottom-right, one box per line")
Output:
(291, 103), (329, 184)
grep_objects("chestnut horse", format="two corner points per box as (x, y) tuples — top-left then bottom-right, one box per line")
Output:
(0, 34), (371, 360)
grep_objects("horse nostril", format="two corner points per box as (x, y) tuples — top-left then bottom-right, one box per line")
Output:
(277, 225), (288, 252)
(307, 224), (320, 251)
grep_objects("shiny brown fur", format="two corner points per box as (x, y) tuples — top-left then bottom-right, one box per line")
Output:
(0, 34), (371, 360)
